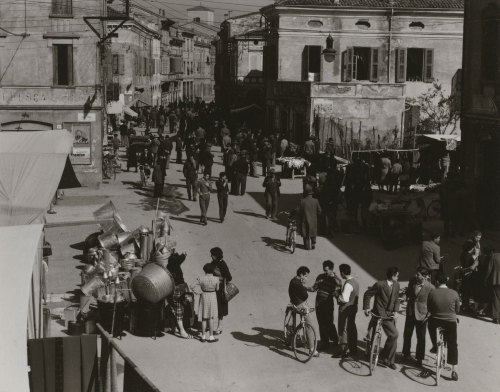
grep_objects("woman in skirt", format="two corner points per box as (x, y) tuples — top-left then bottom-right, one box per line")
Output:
(209, 247), (232, 335)
(192, 263), (219, 342)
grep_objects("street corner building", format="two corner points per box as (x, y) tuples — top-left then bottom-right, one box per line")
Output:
(0, 0), (106, 187)
(259, 0), (463, 150)
(461, 0), (500, 229)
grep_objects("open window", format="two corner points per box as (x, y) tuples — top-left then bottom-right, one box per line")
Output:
(342, 47), (379, 82)
(396, 48), (434, 82)
(302, 45), (322, 81)
(53, 44), (73, 86)
(112, 54), (125, 75)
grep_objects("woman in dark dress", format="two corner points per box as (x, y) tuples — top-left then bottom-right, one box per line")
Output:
(209, 247), (232, 335)
(166, 253), (192, 339)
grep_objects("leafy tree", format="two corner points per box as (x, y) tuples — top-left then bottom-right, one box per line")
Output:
(408, 81), (459, 135)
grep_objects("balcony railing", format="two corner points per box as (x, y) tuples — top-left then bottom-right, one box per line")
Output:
(51, 0), (72, 16)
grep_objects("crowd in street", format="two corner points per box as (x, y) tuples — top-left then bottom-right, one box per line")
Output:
(110, 101), (499, 379)
(288, 232), (500, 381)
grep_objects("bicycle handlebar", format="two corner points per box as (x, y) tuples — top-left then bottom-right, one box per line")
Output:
(367, 311), (394, 320)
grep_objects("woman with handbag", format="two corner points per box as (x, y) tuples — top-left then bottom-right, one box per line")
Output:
(210, 247), (232, 335)
(191, 263), (219, 342)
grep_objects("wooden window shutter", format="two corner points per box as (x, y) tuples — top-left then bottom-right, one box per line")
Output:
(345, 47), (354, 82)
(53, 45), (59, 85)
(424, 48), (434, 82)
(67, 45), (73, 85)
(302, 46), (309, 81)
(119, 54), (125, 75)
(396, 48), (407, 83)
(370, 48), (379, 82)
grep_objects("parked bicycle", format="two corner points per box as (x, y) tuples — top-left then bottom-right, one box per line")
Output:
(279, 210), (297, 253)
(103, 150), (120, 181)
(435, 326), (447, 386)
(365, 312), (395, 375)
(283, 304), (317, 363)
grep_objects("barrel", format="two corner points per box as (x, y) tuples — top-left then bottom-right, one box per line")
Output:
(97, 296), (126, 337)
(131, 263), (175, 303)
(128, 300), (164, 337)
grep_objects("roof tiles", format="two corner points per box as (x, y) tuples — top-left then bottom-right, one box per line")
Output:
(275, 0), (463, 9)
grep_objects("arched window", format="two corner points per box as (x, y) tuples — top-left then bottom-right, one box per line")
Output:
(482, 3), (499, 80)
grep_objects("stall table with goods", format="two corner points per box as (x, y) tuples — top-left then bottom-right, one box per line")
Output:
(368, 199), (423, 250)
(277, 157), (311, 179)
(64, 202), (189, 339)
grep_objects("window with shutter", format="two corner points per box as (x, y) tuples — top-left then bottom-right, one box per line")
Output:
(396, 48), (407, 83)
(119, 54), (125, 75)
(302, 46), (309, 81)
(370, 48), (379, 82)
(53, 44), (73, 86)
(343, 47), (354, 82)
(112, 55), (119, 75)
(423, 48), (434, 82)
(51, 0), (72, 16)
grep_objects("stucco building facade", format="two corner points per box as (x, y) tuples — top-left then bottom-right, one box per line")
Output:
(461, 0), (500, 228)
(0, 0), (104, 186)
(216, 12), (266, 109)
(261, 0), (463, 151)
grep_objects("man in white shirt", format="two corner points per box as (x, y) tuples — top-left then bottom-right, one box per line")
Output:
(336, 264), (359, 358)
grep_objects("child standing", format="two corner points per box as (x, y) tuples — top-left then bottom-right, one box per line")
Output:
(191, 263), (219, 342)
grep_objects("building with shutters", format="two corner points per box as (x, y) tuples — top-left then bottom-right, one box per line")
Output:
(260, 0), (463, 151)
(215, 12), (266, 109)
(0, 0), (105, 186)
(159, 19), (184, 105)
(178, 13), (218, 103)
(106, 14), (161, 108)
(461, 0), (500, 228)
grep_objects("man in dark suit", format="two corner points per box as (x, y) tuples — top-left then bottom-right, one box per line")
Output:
(363, 266), (401, 370)
(402, 267), (435, 367)
(297, 184), (322, 250)
(484, 251), (500, 324)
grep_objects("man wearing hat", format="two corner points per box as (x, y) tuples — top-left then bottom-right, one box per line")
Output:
(297, 183), (322, 250)
(263, 168), (281, 220)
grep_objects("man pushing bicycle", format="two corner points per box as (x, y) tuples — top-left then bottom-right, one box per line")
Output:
(288, 266), (319, 357)
(363, 267), (401, 370)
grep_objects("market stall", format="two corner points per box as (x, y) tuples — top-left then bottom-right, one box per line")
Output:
(0, 224), (44, 392)
(0, 130), (74, 226)
(64, 203), (188, 339)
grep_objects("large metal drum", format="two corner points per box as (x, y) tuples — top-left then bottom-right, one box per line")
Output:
(131, 263), (175, 303)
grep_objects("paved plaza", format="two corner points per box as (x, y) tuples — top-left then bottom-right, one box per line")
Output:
(45, 147), (500, 392)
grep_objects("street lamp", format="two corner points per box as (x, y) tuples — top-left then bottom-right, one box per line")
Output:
(322, 34), (336, 63)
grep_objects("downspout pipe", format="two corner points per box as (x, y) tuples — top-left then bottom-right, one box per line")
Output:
(387, 6), (394, 83)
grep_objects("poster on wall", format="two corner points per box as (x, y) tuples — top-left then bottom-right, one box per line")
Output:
(68, 123), (92, 164)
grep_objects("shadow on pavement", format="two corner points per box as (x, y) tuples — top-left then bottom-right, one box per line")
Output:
(338, 357), (370, 377)
(400, 365), (436, 386)
(170, 216), (203, 225)
(233, 210), (267, 219)
(261, 236), (301, 253)
(122, 181), (189, 215)
(247, 189), (460, 283)
(231, 327), (296, 361)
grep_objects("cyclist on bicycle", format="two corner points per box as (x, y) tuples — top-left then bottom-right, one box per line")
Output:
(288, 266), (319, 357)
(363, 267), (401, 370)
(427, 272), (460, 381)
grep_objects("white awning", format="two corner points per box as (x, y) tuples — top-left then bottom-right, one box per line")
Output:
(0, 130), (73, 226)
(0, 224), (44, 392)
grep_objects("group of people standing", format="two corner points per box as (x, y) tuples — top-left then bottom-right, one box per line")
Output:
(166, 247), (232, 343)
(288, 262), (462, 381)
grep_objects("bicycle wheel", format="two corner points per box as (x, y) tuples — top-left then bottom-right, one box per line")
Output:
(289, 231), (296, 254)
(435, 343), (443, 386)
(369, 331), (382, 375)
(293, 323), (316, 363)
(427, 200), (441, 219)
(283, 309), (294, 347)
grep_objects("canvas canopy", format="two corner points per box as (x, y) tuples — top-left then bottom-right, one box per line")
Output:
(0, 130), (74, 226)
(0, 224), (44, 392)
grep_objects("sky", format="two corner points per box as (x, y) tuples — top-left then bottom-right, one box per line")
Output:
(132, 0), (274, 25)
